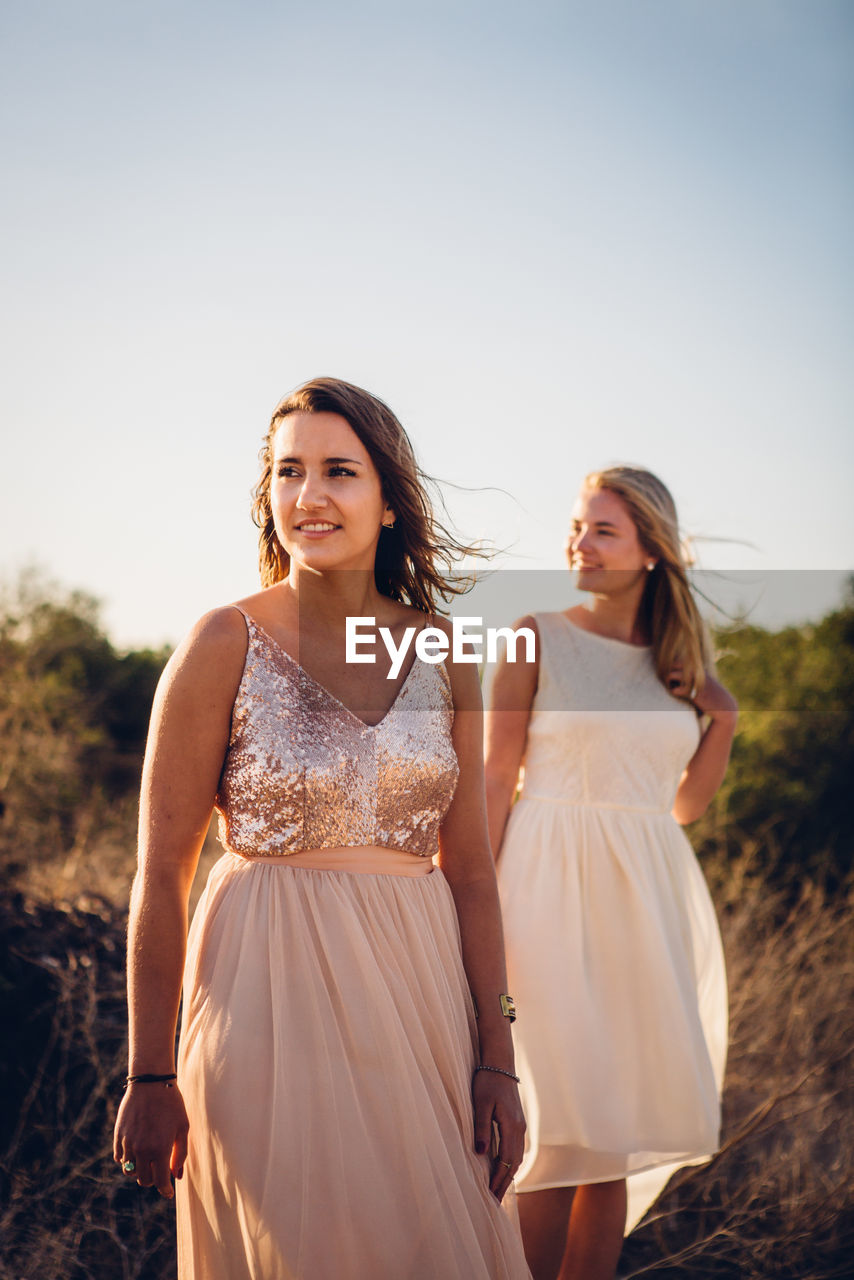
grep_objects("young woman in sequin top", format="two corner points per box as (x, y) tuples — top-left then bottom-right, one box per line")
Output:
(113, 378), (531, 1279)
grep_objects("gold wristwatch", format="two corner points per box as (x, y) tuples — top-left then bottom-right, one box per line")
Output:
(471, 994), (517, 1022)
(499, 994), (516, 1023)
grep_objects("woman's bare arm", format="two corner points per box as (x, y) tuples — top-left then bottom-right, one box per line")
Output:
(113, 607), (247, 1197)
(483, 616), (539, 862)
(671, 673), (738, 825)
(434, 626), (525, 1202)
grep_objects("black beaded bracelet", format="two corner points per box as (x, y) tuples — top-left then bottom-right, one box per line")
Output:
(125, 1072), (177, 1088)
(473, 1064), (520, 1084)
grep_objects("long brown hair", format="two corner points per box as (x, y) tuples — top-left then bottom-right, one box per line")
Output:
(584, 465), (711, 695)
(251, 377), (482, 613)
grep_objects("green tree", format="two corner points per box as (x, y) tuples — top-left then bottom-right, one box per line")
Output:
(692, 584), (854, 890)
(0, 572), (169, 874)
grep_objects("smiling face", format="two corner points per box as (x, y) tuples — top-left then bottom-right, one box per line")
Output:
(269, 411), (394, 575)
(566, 485), (652, 596)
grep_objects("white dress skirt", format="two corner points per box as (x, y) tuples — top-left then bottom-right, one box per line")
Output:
(496, 613), (728, 1232)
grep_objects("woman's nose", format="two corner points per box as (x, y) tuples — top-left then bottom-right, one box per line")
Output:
(297, 475), (327, 508)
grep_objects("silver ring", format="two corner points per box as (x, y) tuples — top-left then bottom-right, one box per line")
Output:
(122, 1159), (136, 1175)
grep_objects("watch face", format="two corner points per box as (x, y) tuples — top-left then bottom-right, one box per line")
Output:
(499, 994), (516, 1022)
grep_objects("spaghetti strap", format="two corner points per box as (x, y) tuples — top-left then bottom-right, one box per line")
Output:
(225, 602), (251, 624)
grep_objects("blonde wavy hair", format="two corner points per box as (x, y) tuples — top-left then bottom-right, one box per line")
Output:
(583, 465), (711, 696)
(251, 377), (481, 613)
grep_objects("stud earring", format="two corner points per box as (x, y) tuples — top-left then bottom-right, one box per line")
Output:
(646, 560), (656, 571)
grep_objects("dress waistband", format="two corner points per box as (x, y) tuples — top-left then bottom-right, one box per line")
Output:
(232, 846), (435, 876)
(523, 793), (669, 816)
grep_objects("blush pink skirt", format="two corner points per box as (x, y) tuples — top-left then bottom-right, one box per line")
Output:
(176, 849), (530, 1279)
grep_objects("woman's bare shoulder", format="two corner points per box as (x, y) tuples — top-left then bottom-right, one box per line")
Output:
(482, 613), (540, 715)
(160, 605), (249, 693)
(512, 613), (540, 636)
(186, 603), (248, 651)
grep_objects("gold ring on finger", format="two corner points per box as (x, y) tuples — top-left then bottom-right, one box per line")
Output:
(499, 1159), (512, 1170)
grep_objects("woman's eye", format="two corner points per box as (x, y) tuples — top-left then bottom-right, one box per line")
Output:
(276, 465), (300, 478)
(328, 465), (356, 477)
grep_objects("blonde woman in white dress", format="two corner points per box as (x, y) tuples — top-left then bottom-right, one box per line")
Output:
(484, 467), (736, 1280)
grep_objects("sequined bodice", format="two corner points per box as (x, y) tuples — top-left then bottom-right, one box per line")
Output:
(216, 612), (460, 858)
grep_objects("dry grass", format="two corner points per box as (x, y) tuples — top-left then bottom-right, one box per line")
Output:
(0, 893), (175, 1280)
(1, 841), (851, 1279)
(619, 849), (854, 1279)
(0, 829), (220, 1280)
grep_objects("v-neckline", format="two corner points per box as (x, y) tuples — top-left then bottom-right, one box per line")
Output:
(245, 613), (422, 730)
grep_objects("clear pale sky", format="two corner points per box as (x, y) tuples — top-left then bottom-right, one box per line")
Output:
(2, 0), (852, 646)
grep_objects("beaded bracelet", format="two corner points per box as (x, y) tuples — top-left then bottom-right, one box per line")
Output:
(124, 1073), (177, 1089)
(473, 1064), (520, 1084)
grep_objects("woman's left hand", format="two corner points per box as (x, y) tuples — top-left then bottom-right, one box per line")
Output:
(691, 673), (738, 721)
(671, 668), (739, 823)
(472, 1068), (526, 1202)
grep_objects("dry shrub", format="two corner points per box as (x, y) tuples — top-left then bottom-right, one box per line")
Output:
(620, 847), (854, 1279)
(9, 812), (222, 915)
(0, 824), (227, 1280)
(0, 893), (176, 1280)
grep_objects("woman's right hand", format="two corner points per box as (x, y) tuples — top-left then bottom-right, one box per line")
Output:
(113, 1083), (190, 1199)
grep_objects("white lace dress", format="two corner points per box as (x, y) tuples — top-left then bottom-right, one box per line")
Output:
(497, 612), (728, 1232)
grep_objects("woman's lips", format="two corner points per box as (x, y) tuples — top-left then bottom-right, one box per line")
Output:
(295, 522), (339, 537)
